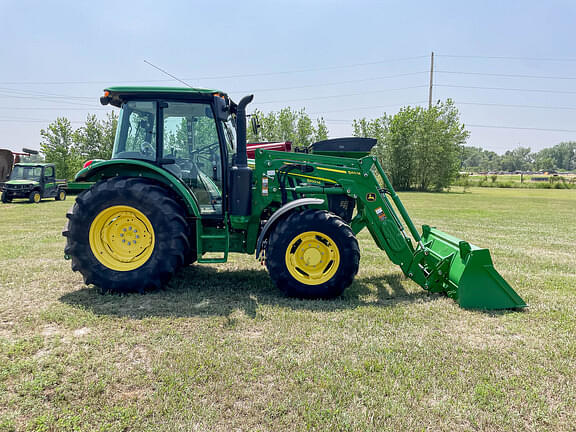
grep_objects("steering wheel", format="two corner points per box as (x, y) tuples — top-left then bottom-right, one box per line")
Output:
(191, 142), (219, 156)
(140, 142), (156, 158)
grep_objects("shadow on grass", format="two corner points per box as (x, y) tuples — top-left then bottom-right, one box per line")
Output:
(59, 265), (439, 319)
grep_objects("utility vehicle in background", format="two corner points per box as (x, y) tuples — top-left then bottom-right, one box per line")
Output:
(2, 163), (67, 203)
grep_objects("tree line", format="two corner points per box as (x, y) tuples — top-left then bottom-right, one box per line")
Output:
(38, 101), (574, 191)
(461, 142), (576, 173)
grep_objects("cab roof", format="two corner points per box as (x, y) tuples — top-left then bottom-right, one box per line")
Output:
(15, 163), (52, 167)
(102, 86), (228, 107)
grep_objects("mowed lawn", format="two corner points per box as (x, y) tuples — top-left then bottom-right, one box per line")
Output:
(0, 188), (575, 431)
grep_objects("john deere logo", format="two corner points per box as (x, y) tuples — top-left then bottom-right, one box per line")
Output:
(366, 193), (376, 202)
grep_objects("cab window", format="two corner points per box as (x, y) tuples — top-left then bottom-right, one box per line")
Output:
(112, 101), (157, 161)
(162, 102), (223, 215)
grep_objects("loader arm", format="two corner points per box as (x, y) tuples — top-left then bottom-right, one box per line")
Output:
(252, 149), (526, 309)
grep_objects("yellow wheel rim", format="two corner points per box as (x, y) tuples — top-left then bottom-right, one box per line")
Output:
(284, 231), (340, 285)
(33, 192), (40, 203)
(59, 191), (65, 200)
(89, 205), (155, 271)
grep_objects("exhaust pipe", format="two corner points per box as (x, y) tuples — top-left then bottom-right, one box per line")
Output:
(235, 94), (254, 168)
(229, 94), (254, 216)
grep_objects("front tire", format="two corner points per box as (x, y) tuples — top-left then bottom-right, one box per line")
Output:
(29, 190), (41, 203)
(265, 209), (360, 299)
(1, 191), (11, 203)
(63, 177), (190, 293)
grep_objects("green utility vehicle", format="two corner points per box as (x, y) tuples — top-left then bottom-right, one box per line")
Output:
(2, 163), (67, 203)
(63, 87), (526, 309)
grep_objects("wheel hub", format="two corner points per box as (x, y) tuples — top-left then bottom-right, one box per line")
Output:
(89, 205), (155, 271)
(285, 231), (340, 285)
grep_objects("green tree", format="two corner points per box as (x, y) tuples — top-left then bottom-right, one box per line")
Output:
(74, 114), (103, 160)
(353, 100), (468, 191)
(501, 147), (533, 172)
(314, 117), (329, 142)
(533, 141), (576, 171)
(100, 111), (118, 159)
(75, 112), (117, 160)
(421, 100), (469, 190)
(460, 147), (503, 172)
(40, 117), (83, 180)
(248, 108), (329, 147)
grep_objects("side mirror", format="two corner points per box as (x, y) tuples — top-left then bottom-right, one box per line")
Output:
(250, 116), (260, 136)
(213, 96), (229, 121)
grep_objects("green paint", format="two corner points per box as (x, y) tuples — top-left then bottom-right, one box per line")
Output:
(105, 86), (225, 96)
(75, 159), (201, 217)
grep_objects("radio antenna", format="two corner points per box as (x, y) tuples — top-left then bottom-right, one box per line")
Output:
(143, 60), (193, 88)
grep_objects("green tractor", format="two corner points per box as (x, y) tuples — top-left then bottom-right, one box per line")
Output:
(63, 87), (526, 309)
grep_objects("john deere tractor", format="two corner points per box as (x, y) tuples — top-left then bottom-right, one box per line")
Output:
(63, 87), (526, 309)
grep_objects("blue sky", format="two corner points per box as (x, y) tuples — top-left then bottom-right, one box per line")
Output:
(1, 0), (575, 154)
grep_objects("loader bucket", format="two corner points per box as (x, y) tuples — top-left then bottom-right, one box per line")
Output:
(421, 225), (527, 310)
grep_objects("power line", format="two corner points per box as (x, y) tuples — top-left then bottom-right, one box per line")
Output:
(0, 87), (93, 100)
(466, 124), (576, 133)
(455, 101), (576, 111)
(436, 84), (576, 95)
(0, 118), (85, 124)
(308, 101), (427, 115)
(437, 54), (576, 62)
(0, 107), (110, 111)
(236, 71), (428, 93)
(437, 70), (576, 80)
(0, 55), (429, 86)
(255, 85), (427, 105)
(0, 91), (95, 105)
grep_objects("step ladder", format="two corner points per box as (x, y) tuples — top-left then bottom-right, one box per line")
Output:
(196, 220), (229, 263)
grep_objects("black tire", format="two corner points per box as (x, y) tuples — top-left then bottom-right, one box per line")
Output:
(1, 191), (11, 203)
(55, 189), (66, 201)
(63, 177), (191, 293)
(29, 190), (41, 203)
(265, 209), (360, 299)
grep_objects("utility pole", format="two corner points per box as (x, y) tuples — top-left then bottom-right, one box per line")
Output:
(428, 51), (434, 109)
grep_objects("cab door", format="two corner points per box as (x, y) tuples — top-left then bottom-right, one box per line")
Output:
(43, 166), (56, 197)
(161, 101), (224, 217)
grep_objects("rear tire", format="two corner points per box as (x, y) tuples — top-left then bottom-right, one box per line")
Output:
(63, 177), (190, 293)
(265, 209), (360, 299)
(55, 189), (66, 201)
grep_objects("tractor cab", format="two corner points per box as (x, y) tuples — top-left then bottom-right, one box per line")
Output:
(101, 87), (238, 216)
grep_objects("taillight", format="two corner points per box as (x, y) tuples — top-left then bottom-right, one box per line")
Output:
(83, 160), (94, 168)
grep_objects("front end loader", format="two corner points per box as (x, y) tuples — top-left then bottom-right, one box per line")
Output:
(63, 86), (526, 310)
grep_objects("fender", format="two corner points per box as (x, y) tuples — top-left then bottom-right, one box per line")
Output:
(255, 198), (324, 259)
(74, 159), (201, 218)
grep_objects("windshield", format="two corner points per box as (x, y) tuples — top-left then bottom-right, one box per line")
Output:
(10, 166), (42, 181)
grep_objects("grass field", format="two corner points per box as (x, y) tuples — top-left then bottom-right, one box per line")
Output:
(1, 188), (575, 431)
